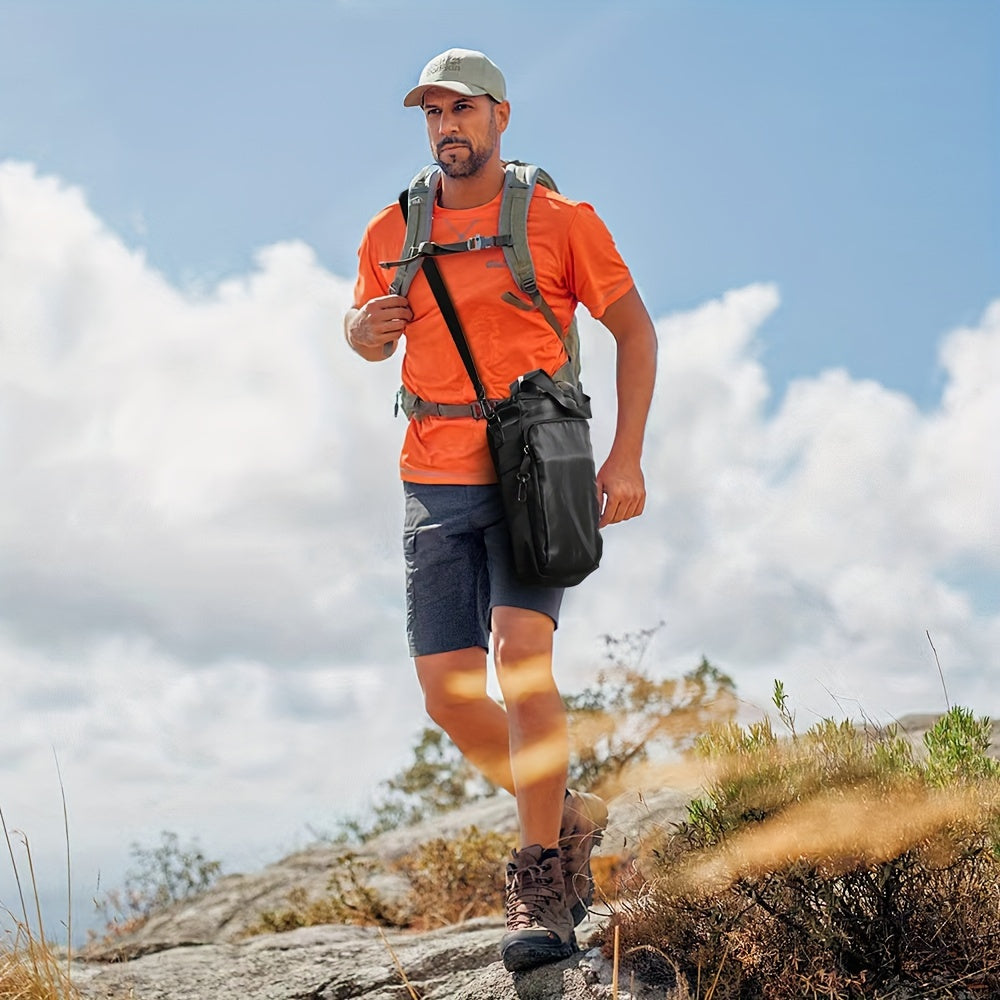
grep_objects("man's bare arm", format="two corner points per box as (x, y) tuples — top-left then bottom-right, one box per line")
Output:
(594, 286), (658, 527)
(344, 294), (413, 362)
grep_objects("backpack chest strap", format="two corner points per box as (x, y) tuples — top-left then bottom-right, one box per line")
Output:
(380, 233), (513, 269)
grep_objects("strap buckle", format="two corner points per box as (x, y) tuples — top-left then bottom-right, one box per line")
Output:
(470, 399), (497, 420)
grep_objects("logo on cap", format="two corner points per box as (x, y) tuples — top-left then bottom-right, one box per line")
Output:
(428, 54), (464, 75)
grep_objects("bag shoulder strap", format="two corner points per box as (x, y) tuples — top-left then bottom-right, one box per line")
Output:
(389, 190), (489, 409)
(421, 256), (493, 414)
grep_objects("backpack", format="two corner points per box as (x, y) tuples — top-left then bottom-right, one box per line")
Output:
(379, 161), (581, 418)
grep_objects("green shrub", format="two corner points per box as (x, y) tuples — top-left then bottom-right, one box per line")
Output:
(247, 826), (515, 936)
(394, 826), (516, 930)
(600, 683), (1000, 999)
(93, 831), (222, 942)
(924, 706), (1000, 787)
(249, 851), (406, 934)
(335, 728), (500, 842)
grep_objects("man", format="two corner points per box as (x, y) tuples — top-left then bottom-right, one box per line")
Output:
(345, 48), (657, 972)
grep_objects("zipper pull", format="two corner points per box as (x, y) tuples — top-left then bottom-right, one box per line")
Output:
(516, 450), (532, 501)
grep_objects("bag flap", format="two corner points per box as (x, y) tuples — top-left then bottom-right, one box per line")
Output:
(509, 369), (592, 418)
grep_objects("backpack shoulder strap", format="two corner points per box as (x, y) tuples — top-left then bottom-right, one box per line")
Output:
(498, 161), (539, 295)
(388, 165), (441, 296)
(499, 162), (581, 385)
(387, 161), (581, 386)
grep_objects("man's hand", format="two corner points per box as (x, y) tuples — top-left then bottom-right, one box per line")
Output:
(596, 452), (646, 528)
(345, 295), (413, 362)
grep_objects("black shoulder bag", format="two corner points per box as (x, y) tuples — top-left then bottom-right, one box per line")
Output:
(421, 256), (602, 588)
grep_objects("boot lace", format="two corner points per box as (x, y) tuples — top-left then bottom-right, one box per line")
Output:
(505, 860), (563, 931)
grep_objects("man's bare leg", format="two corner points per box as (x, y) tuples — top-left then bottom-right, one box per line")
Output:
(413, 610), (568, 848)
(414, 648), (515, 794)
(492, 606), (568, 849)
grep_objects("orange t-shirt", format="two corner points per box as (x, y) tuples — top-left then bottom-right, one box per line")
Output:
(353, 180), (634, 484)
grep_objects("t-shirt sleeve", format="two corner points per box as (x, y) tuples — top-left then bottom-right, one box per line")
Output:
(352, 228), (390, 309)
(352, 204), (403, 308)
(564, 202), (635, 320)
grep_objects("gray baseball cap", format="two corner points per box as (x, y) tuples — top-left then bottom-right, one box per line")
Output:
(403, 48), (506, 108)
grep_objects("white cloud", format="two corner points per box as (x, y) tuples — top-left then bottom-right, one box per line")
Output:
(0, 162), (405, 668)
(915, 300), (1000, 553)
(567, 282), (999, 724)
(1, 161), (998, 934)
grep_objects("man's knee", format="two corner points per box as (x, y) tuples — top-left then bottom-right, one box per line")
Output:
(414, 648), (488, 726)
(493, 607), (555, 672)
(492, 606), (556, 696)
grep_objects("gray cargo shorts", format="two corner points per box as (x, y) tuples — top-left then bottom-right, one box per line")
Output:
(402, 482), (565, 657)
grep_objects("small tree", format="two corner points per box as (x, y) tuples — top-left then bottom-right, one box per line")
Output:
(336, 727), (498, 841)
(336, 628), (738, 840)
(94, 830), (223, 939)
(565, 626), (738, 793)
(124, 831), (222, 914)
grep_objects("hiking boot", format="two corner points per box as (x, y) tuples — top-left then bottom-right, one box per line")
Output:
(500, 844), (577, 972)
(560, 789), (609, 925)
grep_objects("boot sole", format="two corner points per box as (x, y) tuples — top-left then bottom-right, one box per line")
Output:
(501, 931), (578, 972)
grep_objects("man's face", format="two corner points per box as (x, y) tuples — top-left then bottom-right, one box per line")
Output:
(421, 87), (508, 179)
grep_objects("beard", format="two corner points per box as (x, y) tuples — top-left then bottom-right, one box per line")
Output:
(434, 118), (498, 178)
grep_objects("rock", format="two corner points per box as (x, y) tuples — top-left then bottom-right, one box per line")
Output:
(368, 795), (521, 861)
(73, 919), (670, 1000)
(74, 788), (693, 999)
(74, 712), (1000, 999)
(74, 921), (502, 1000)
(73, 712), (1000, 999)
(79, 797), (524, 961)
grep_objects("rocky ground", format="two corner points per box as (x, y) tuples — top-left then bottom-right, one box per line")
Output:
(69, 714), (998, 1000)
(72, 788), (694, 1000)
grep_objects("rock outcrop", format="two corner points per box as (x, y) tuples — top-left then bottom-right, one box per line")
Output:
(72, 714), (999, 999)
(74, 919), (663, 1000)
(73, 788), (693, 1000)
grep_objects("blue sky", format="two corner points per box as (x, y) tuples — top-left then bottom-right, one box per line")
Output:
(3, 0), (997, 404)
(0, 0), (997, 939)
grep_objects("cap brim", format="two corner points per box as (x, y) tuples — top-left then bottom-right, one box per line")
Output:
(403, 81), (488, 107)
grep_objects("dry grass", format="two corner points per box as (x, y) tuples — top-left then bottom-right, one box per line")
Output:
(2, 796), (78, 1000)
(0, 934), (77, 1000)
(377, 927), (423, 1000)
(393, 826), (516, 930)
(247, 825), (516, 936)
(596, 702), (1000, 999)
